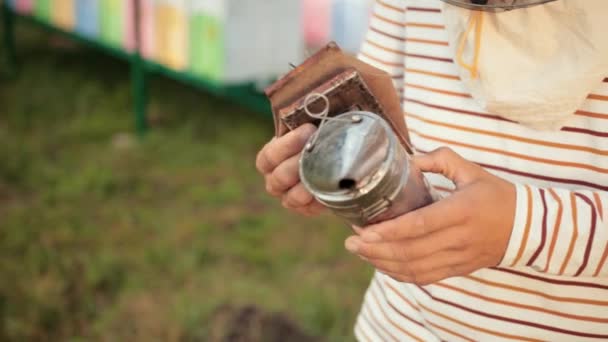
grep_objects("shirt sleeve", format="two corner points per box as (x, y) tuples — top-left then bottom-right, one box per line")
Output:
(499, 183), (608, 277)
(357, 0), (407, 94)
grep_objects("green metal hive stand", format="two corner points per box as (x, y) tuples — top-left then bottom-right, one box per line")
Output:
(1, 1), (271, 136)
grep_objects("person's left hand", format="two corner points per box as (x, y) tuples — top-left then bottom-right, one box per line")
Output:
(344, 147), (516, 285)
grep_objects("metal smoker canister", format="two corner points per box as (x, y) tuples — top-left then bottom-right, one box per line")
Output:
(299, 111), (439, 227)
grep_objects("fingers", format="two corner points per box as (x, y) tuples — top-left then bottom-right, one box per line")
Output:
(373, 250), (474, 285)
(280, 184), (325, 216)
(256, 124), (316, 175)
(282, 183), (314, 208)
(362, 194), (469, 241)
(381, 264), (468, 285)
(256, 125), (324, 218)
(369, 249), (469, 277)
(411, 147), (481, 186)
(299, 201), (326, 217)
(268, 154), (301, 195)
(347, 226), (466, 261)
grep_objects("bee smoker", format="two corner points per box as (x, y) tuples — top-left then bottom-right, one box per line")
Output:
(299, 110), (440, 227)
(263, 43), (439, 226)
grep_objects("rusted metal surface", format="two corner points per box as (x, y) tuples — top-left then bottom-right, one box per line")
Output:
(265, 42), (413, 153)
(279, 70), (386, 133)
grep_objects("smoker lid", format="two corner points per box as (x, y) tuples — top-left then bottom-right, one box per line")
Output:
(299, 111), (392, 194)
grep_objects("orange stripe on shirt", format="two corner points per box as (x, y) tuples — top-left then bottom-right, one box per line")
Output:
(375, 279), (425, 328)
(573, 193), (598, 276)
(588, 93), (608, 102)
(383, 280), (421, 311)
(360, 51), (404, 68)
(466, 274), (608, 306)
(559, 193), (579, 275)
(576, 109), (608, 120)
(511, 185), (534, 267)
(383, 280), (475, 341)
(373, 12), (406, 27)
(426, 320), (474, 342)
(406, 82), (471, 98)
(418, 302), (544, 342)
(527, 189), (548, 266)
(371, 287), (425, 342)
(434, 282), (608, 323)
(408, 127), (608, 174)
(593, 192), (604, 220)
(376, 0), (406, 13)
(356, 325), (373, 342)
(591, 193), (608, 276)
(370, 25), (406, 42)
(365, 38), (405, 56)
(543, 188), (564, 273)
(406, 111), (608, 156)
(417, 285), (608, 339)
(406, 67), (460, 80)
(594, 242), (608, 277)
(363, 300), (399, 342)
(406, 37), (449, 46)
(407, 22), (445, 29)
(361, 310), (392, 341)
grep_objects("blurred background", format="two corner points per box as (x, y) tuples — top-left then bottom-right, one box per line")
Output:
(0, 0), (377, 341)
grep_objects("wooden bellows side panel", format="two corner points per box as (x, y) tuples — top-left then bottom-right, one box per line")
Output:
(265, 42), (412, 154)
(278, 70), (382, 131)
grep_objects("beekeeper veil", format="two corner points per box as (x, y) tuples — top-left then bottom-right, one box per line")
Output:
(441, 0), (608, 130)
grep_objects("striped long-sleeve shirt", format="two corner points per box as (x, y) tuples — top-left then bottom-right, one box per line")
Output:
(354, 1), (608, 341)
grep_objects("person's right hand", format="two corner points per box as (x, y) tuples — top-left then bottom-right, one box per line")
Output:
(256, 124), (325, 216)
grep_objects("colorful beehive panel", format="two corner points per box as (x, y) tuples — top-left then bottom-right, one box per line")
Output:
(75, 0), (99, 38)
(302, 0), (331, 48)
(261, 0), (302, 79)
(34, 0), (52, 21)
(331, 0), (374, 54)
(99, 0), (121, 46)
(154, 0), (189, 70)
(188, 0), (301, 84)
(53, 0), (76, 30)
(123, 0), (135, 51)
(8, 0), (34, 14)
(189, 0), (224, 81)
(139, 0), (156, 59)
(9, 0), (321, 86)
(99, 0), (134, 50)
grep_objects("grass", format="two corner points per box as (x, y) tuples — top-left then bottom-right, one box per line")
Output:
(0, 20), (372, 341)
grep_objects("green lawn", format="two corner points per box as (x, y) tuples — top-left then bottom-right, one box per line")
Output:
(0, 21), (372, 341)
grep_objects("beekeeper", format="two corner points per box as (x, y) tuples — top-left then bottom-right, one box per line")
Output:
(256, 0), (608, 340)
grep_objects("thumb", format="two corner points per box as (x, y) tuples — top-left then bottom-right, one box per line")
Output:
(412, 147), (480, 187)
